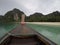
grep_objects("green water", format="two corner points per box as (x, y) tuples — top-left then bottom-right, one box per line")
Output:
(0, 23), (19, 39)
(27, 24), (60, 45)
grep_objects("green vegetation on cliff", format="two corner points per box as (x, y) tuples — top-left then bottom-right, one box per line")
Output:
(25, 11), (60, 22)
(0, 8), (24, 23)
(0, 8), (60, 22)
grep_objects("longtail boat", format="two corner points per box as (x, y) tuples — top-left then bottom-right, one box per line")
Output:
(0, 25), (57, 45)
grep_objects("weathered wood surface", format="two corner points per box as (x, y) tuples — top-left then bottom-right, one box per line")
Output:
(10, 25), (36, 36)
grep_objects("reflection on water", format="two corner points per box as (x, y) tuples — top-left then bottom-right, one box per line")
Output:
(28, 24), (60, 45)
(0, 23), (18, 39)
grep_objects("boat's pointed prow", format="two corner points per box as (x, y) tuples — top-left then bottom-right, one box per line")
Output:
(21, 14), (25, 25)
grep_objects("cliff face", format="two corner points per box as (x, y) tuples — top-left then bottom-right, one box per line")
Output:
(0, 8), (60, 22)
(4, 8), (24, 22)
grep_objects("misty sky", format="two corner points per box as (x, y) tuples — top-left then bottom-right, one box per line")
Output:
(0, 0), (60, 16)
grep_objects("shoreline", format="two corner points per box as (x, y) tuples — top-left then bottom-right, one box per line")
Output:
(25, 22), (60, 25)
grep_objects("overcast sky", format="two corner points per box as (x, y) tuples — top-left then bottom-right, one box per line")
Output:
(0, 0), (60, 16)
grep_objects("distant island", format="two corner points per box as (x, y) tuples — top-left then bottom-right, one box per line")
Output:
(0, 8), (60, 22)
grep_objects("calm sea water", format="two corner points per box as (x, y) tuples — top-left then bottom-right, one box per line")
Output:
(0, 23), (60, 45)
(0, 23), (18, 39)
(27, 24), (60, 45)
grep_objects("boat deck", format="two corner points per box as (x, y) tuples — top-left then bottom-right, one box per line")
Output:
(0, 24), (57, 45)
(8, 35), (41, 45)
(10, 25), (36, 36)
